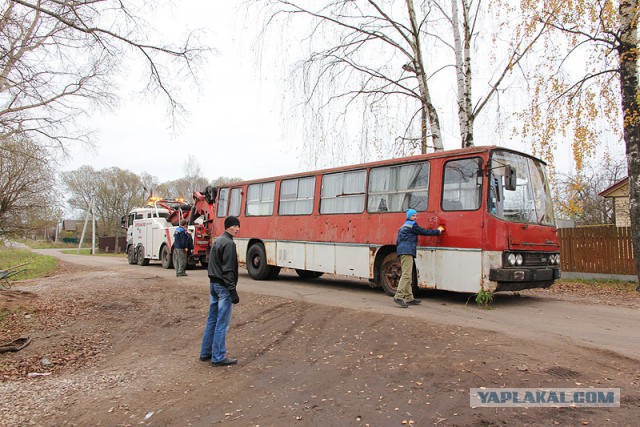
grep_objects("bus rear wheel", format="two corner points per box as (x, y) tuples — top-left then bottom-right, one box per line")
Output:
(380, 252), (401, 296)
(161, 245), (173, 269)
(295, 269), (323, 279)
(247, 244), (272, 280)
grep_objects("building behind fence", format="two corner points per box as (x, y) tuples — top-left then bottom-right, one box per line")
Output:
(559, 226), (636, 276)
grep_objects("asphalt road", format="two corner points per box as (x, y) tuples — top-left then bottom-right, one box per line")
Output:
(37, 249), (640, 361)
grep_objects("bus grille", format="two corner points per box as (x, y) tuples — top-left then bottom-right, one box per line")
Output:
(524, 253), (550, 266)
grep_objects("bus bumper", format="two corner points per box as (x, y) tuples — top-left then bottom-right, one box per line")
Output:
(489, 267), (561, 291)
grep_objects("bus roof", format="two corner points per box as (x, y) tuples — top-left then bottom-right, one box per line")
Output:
(227, 145), (546, 187)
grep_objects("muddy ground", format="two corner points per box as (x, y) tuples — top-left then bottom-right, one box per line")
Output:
(1, 251), (639, 426)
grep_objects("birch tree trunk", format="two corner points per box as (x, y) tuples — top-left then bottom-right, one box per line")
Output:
(618, 0), (640, 289)
(451, 0), (474, 148)
(406, 0), (443, 152)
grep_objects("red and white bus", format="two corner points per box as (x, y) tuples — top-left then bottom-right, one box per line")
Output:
(209, 146), (560, 294)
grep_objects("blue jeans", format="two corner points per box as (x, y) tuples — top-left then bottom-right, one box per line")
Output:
(199, 282), (233, 363)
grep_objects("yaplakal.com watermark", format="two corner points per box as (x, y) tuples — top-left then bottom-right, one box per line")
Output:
(470, 388), (620, 408)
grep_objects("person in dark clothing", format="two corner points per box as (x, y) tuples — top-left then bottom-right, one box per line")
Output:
(199, 216), (241, 366)
(394, 209), (445, 308)
(173, 219), (193, 277)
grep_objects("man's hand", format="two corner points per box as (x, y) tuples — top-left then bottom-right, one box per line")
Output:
(229, 289), (240, 304)
(437, 225), (446, 234)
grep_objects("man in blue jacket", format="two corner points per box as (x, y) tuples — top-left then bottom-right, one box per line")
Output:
(173, 219), (193, 277)
(394, 209), (445, 308)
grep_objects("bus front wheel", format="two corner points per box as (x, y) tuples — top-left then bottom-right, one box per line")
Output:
(247, 244), (271, 280)
(380, 252), (401, 296)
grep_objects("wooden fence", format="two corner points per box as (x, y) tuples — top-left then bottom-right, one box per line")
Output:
(98, 236), (127, 253)
(559, 226), (637, 275)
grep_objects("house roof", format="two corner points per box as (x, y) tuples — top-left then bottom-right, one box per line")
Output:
(62, 220), (82, 231)
(599, 177), (629, 198)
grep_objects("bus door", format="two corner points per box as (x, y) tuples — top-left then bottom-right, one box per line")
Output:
(431, 157), (485, 292)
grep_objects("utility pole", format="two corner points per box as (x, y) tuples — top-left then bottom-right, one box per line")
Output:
(78, 195), (95, 255)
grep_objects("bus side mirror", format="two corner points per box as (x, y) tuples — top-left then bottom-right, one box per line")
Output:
(121, 216), (126, 228)
(504, 165), (517, 191)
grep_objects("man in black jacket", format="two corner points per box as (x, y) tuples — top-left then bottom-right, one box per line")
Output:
(199, 216), (241, 366)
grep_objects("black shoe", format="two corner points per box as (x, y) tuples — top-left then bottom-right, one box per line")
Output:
(212, 357), (238, 366)
(199, 356), (211, 362)
(407, 299), (422, 305)
(393, 298), (408, 308)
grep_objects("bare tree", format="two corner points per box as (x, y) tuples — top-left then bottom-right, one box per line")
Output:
(434, 0), (550, 148)
(211, 176), (243, 187)
(554, 156), (628, 225)
(61, 166), (147, 236)
(183, 154), (203, 180)
(0, 0), (205, 150)
(0, 139), (60, 236)
(253, 0), (552, 163)
(156, 176), (211, 201)
(254, 0), (444, 159)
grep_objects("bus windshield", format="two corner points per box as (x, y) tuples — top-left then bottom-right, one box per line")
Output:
(489, 150), (555, 226)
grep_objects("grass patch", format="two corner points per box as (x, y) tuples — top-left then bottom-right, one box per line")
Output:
(18, 239), (91, 249)
(475, 289), (494, 308)
(0, 248), (58, 282)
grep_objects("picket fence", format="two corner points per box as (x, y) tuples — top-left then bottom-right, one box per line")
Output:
(559, 226), (636, 275)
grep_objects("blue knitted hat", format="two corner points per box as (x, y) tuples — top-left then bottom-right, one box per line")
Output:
(406, 209), (417, 219)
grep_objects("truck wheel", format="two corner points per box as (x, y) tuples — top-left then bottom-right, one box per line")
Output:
(127, 246), (137, 265)
(380, 252), (401, 296)
(295, 269), (323, 279)
(161, 245), (173, 269)
(247, 244), (271, 280)
(136, 245), (149, 266)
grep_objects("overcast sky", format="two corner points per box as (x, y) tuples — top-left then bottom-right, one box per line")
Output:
(64, 2), (301, 184)
(62, 1), (625, 185)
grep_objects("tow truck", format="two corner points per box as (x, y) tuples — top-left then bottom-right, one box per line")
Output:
(122, 187), (217, 269)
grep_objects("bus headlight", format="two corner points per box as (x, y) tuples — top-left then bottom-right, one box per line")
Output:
(554, 254), (560, 265)
(515, 254), (524, 266)
(507, 253), (517, 266)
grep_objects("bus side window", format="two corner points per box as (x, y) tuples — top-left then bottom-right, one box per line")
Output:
(229, 188), (242, 216)
(442, 158), (483, 211)
(246, 182), (276, 216)
(320, 170), (366, 214)
(217, 188), (229, 217)
(279, 177), (315, 215)
(367, 162), (429, 213)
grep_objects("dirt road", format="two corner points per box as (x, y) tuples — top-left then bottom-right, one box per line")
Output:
(1, 250), (639, 426)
